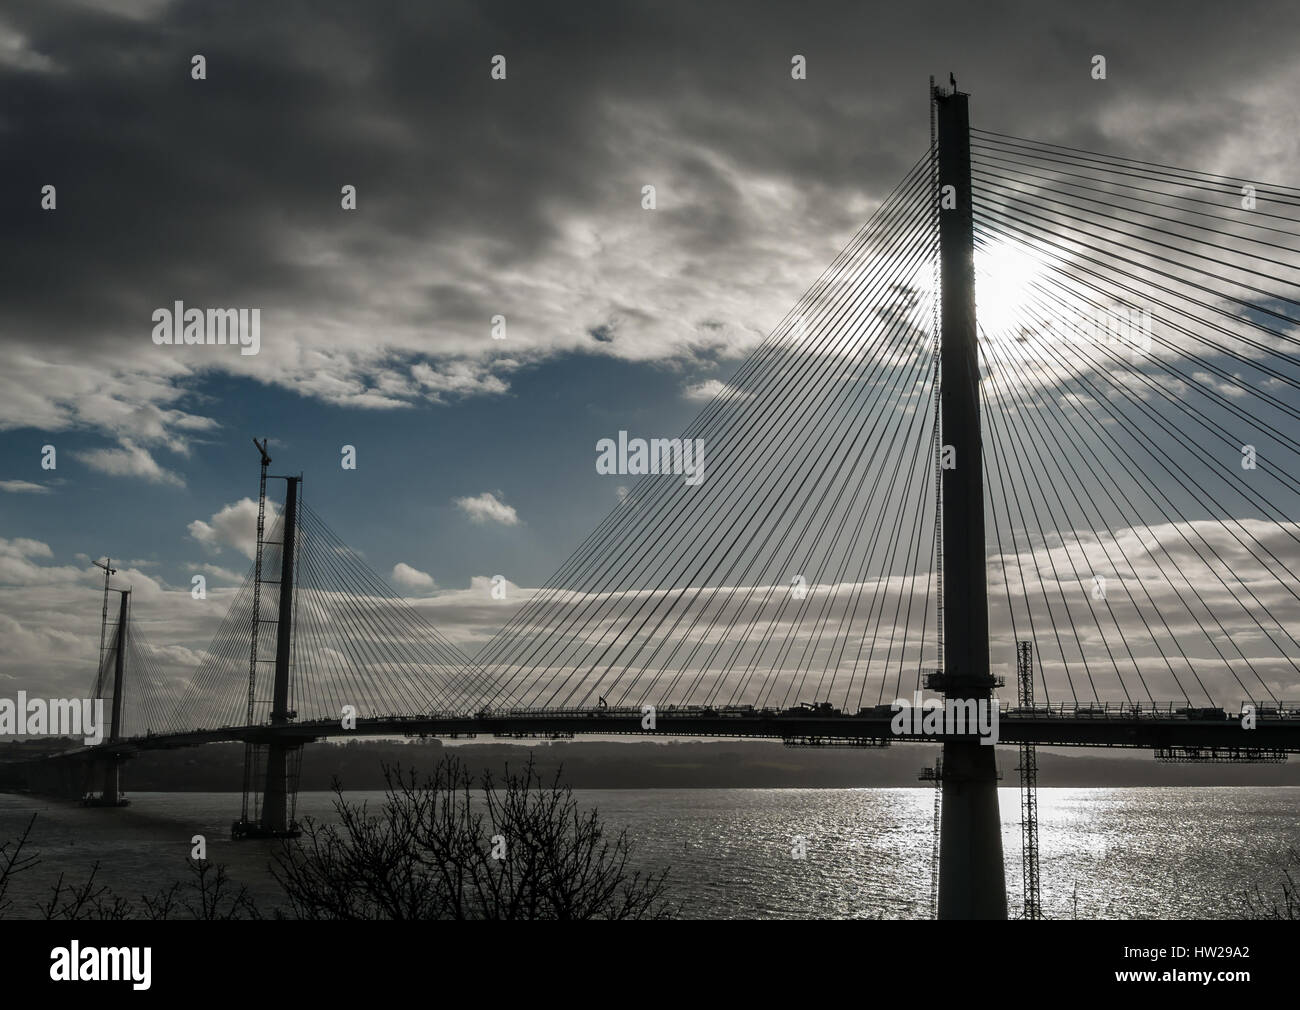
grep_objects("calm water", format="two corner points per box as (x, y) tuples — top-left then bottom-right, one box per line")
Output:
(1, 787), (1296, 919)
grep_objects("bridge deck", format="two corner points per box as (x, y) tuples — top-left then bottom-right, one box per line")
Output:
(43, 706), (1300, 759)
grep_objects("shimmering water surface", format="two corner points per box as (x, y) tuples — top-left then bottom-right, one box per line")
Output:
(1, 787), (1296, 918)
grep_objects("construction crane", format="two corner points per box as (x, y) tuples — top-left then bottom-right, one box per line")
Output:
(1016, 641), (1042, 920)
(91, 557), (117, 670)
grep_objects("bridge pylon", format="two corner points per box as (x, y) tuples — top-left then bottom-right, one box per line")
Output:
(933, 81), (1008, 919)
(84, 587), (130, 808)
(232, 444), (305, 840)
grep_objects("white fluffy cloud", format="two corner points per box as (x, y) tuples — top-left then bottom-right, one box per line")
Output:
(0, 538), (236, 709)
(188, 498), (277, 560)
(391, 562), (436, 591)
(75, 439), (185, 487)
(453, 491), (520, 527)
(682, 378), (750, 403)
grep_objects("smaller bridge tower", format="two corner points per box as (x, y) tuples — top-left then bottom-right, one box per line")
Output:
(84, 587), (131, 807)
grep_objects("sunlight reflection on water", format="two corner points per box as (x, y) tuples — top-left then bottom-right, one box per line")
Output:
(2, 787), (1296, 919)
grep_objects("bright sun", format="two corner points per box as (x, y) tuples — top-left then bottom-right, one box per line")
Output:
(974, 239), (1044, 336)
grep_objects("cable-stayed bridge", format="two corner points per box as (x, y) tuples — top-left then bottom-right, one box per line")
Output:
(6, 85), (1300, 919)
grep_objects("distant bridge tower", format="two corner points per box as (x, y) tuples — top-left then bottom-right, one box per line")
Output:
(233, 440), (305, 839)
(85, 587), (130, 807)
(260, 473), (303, 834)
(933, 82), (1008, 919)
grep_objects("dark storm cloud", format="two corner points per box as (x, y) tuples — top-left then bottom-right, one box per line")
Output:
(1, 0), (1298, 406)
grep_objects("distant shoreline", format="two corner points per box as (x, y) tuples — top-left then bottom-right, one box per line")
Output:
(62, 783), (1300, 793)
(7, 737), (1299, 791)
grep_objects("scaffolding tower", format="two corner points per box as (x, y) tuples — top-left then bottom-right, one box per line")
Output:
(918, 757), (942, 919)
(1016, 640), (1042, 920)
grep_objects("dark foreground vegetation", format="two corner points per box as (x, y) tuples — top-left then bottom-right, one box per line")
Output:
(0, 756), (673, 920)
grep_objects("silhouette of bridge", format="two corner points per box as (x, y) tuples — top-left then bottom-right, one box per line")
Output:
(6, 84), (1300, 919)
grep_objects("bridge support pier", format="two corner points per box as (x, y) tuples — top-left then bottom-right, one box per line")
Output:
(934, 83), (1007, 918)
(259, 742), (301, 834)
(83, 754), (129, 808)
(938, 740), (1005, 918)
(100, 757), (121, 806)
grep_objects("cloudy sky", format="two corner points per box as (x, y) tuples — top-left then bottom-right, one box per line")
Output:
(3, 0), (1300, 712)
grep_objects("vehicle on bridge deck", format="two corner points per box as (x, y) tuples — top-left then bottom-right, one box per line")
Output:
(1251, 705), (1300, 719)
(779, 701), (841, 717)
(1175, 707), (1230, 721)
